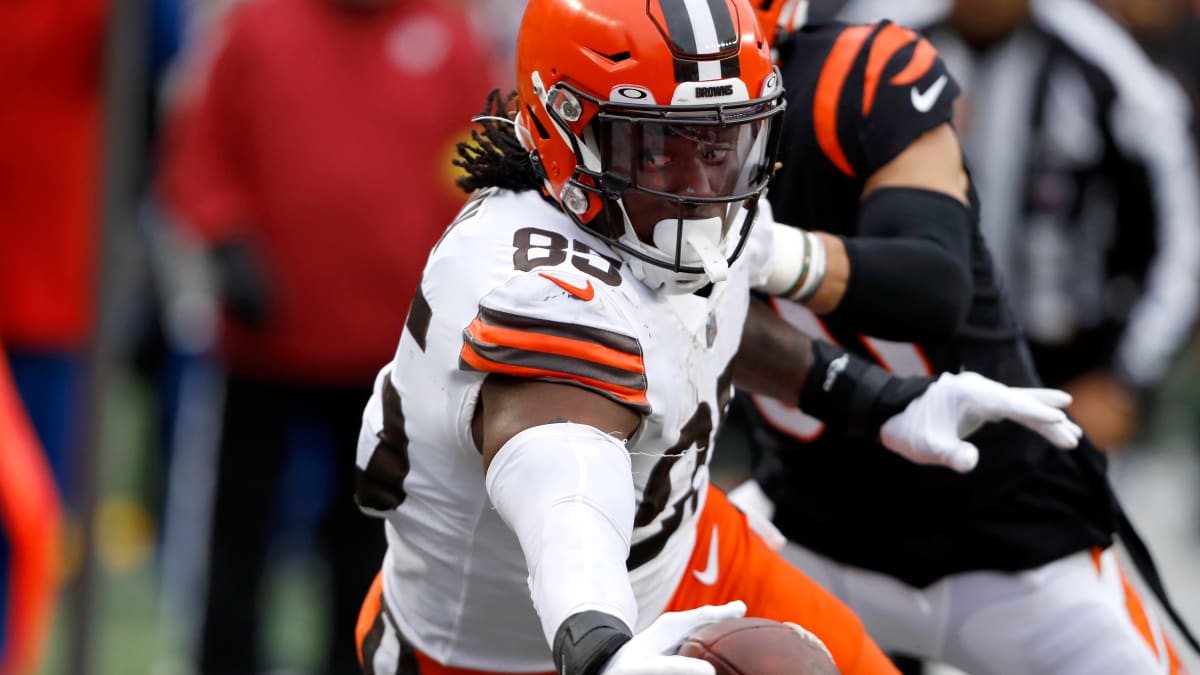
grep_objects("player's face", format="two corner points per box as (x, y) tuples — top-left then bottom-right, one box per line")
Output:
(604, 121), (762, 243)
(950, 0), (1031, 45)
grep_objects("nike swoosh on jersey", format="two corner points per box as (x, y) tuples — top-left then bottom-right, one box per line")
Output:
(911, 74), (948, 113)
(692, 526), (720, 586)
(539, 272), (594, 301)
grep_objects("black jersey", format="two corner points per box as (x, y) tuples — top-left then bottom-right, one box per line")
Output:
(753, 21), (1114, 587)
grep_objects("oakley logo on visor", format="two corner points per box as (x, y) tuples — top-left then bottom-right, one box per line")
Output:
(611, 86), (656, 104)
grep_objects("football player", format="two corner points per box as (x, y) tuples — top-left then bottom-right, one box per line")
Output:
(351, 1), (1084, 674)
(729, 2), (1196, 673)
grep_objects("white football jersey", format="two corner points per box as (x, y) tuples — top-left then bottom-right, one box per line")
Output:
(356, 188), (775, 671)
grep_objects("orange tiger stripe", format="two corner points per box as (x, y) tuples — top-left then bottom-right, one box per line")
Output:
(466, 318), (645, 374)
(814, 24), (873, 177)
(862, 23), (916, 116)
(890, 38), (937, 86)
(460, 344), (650, 407)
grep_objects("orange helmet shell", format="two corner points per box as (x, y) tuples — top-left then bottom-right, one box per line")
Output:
(516, 0), (779, 223)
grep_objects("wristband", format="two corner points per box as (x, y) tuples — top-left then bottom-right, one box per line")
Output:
(798, 340), (933, 438)
(791, 231), (827, 302)
(778, 231), (827, 302)
(553, 610), (633, 675)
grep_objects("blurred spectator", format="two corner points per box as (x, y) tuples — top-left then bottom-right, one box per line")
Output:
(808, 0), (850, 20)
(842, 0), (1200, 451)
(0, 0), (110, 499)
(1102, 0), (1200, 111)
(158, 0), (494, 671)
(0, 345), (62, 675)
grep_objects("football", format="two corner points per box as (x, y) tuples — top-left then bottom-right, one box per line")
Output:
(676, 617), (839, 675)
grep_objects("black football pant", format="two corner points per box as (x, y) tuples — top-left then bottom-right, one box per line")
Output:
(200, 375), (386, 675)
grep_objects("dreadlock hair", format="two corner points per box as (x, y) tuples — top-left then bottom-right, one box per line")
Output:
(454, 89), (544, 194)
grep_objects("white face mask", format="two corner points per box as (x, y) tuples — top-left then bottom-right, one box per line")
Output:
(618, 206), (750, 295)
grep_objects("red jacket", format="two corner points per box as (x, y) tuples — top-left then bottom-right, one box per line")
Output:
(0, 0), (108, 349)
(161, 0), (493, 384)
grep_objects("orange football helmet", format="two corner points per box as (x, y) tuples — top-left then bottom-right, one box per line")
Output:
(515, 0), (786, 293)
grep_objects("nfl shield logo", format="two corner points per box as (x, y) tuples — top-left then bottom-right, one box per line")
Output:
(705, 311), (718, 348)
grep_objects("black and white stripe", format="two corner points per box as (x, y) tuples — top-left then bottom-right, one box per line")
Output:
(1037, 0), (1200, 388)
(658, 0), (741, 81)
(885, 0), (1200, 390)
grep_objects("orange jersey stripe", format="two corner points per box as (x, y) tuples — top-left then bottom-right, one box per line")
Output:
(460, 344), (650, 408)
(890, 38), (937, 86)
(814, 24), (873, 177)
(862, 23), (916, 116)
(466, 318), (645, 374)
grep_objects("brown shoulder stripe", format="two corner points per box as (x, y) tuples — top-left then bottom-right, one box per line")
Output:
(458, 307), (649, 410)
(477, 307), (643, 356)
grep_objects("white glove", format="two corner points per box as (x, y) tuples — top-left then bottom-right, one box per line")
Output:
(880, 372), (1082, 473)
(600, 601), (747, 675)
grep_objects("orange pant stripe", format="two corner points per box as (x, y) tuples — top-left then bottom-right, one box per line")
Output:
(1091, 546), (1184, 674)
(356, 571), (384, 668)
(663, 486), (897, 675)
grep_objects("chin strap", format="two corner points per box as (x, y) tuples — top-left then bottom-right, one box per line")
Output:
(684, 231), (729, 283)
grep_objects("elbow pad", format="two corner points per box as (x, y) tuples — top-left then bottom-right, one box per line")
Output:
(832, 188), (973, 341)
(485, 423), (638, 649)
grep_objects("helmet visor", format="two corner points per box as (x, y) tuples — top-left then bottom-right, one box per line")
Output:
(590, 100), (781, 273)
(597, 104), (777, 204)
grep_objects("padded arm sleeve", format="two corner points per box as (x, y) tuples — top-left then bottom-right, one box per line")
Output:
(485, 423), (639, 649)
(830, 187), (973, 341)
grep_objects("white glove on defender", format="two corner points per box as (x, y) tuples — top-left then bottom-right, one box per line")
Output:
(600, 601), (747, 675)
(880, 372), (1082, 473)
